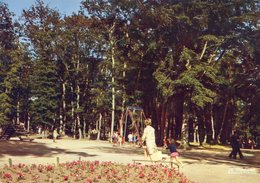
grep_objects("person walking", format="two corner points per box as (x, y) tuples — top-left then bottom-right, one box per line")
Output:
(141, 118), (157, 158)
(229, 131), (244, 159)
(168, 138), (183, 167)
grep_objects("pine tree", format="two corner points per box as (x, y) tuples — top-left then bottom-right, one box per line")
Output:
(0, 2), (19, 125)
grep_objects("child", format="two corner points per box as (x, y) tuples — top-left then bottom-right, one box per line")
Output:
(128, 132), (133, 144)
(118, 135), (123, 147)
(112, 132), (118, 146)
(168, 138), (183, 167)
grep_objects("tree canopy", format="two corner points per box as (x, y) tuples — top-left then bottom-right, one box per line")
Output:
(0, 0), (259, 145)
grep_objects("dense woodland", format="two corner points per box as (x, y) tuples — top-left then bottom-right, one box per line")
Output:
(0, 0), (259, 145)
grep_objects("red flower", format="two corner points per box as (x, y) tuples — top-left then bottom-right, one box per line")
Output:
(0, 160), (193, 183)
(64, 175), (69, 181)
(17, 172), (25, 179)
(124, 173), (129, 178)
(112, 169), (118, 174)
(139, 172), (145, 178)
(3, 173), (12, 179)
(18, 163), (25, 168)
(46, 165), (54, 171)
(182, 177), (188, 183)
(168, 171), (173, 179)
(117, 176), (122, 181)
(160, 175), (165, 181)
(89, 165), (95, 172)
(85, 178), (92, 183)
(94, 160), (99, 165)
(163, 168), (168, 174)
(75, 174), (82, 181)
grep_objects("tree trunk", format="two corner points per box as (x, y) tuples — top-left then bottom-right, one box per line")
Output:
(60, 81), (66, 136)
(27, 113), (30, 132)
(220, 98), (235, 144)
(219, 100), (228, 144)
(76, 85), (82, 139)
(174, 94), (184, 140)
(168, 99), (175, 138)
(197, 108), (205, 146)
(187, 100), (194, 143)
(188, 116), (194, 143)
(83, 117), (86, 139)
(16, 101), (20, 125)
(210, 104), (215, 144)
(97, 113), (102, 140)
(204, 104), (213, 144)
(120, 62), (127, 137)
(181, 112), (189, 148)
(109, 22), (116, 140)
(213, 104), (222, 144)
(153, 98), (161, 144)
(159, 102), (167, 145)
(71, 86), (76, 139)
(119, 113), (124, 137)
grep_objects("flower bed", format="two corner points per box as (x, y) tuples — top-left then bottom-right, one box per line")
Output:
(0, 160), (194, 183)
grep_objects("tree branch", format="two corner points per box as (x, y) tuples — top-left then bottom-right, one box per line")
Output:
(200, 41), (208, 60)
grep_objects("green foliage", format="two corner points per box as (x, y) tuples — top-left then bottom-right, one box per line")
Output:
(174, 70), (217, 107)
(179, 47), (199, 67)
(29, 60), (60, 125)
(0, 0), (258, 141)
(0, 93), (11, 124)
(199, 34), (221, 44)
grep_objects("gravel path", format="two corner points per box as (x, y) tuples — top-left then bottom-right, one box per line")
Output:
(0, 138), (259, 183)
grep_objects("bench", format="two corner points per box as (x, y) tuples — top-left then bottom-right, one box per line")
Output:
(19, 136), (34, 142)
(132, 159), (179, 169)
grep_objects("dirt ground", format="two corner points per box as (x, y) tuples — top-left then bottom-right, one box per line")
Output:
(0, 137), (260, 183)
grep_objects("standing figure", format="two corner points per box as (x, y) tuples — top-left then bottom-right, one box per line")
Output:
(132, 132), (137, 145)
(128, 132), (133, 144)
(248, 137), (256, 150)
(168, 138), (183, 167)
(229, 131), (244, 159)
(53, 128), (58, 143)
(141, 118), (157, 158)
(112, 131), (118, 146)
(118, 135), (123, 147)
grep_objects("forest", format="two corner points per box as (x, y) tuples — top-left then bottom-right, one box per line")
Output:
(0, 0), (259, 145)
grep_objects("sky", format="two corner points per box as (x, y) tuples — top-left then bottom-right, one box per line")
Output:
(1, 0), (83, 18)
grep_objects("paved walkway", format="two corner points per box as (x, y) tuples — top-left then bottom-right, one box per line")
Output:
(0, 138), (259, 183)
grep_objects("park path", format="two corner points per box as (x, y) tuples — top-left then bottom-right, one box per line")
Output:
(0, 138), (259, 183)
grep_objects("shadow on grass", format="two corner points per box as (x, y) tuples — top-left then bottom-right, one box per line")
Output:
(0, 140), (96, 158)
(188, 144), (231, 152)
(85, 145), (145, 155)
(181, 150), (260, 168)
(85, 144), (260, 169)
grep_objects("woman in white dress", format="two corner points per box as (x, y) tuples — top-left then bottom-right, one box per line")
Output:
(141, 118), (157, 156)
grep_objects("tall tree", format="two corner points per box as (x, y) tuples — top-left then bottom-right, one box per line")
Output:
(22, 0), (61, 128)
(0, 2), (20, 125)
